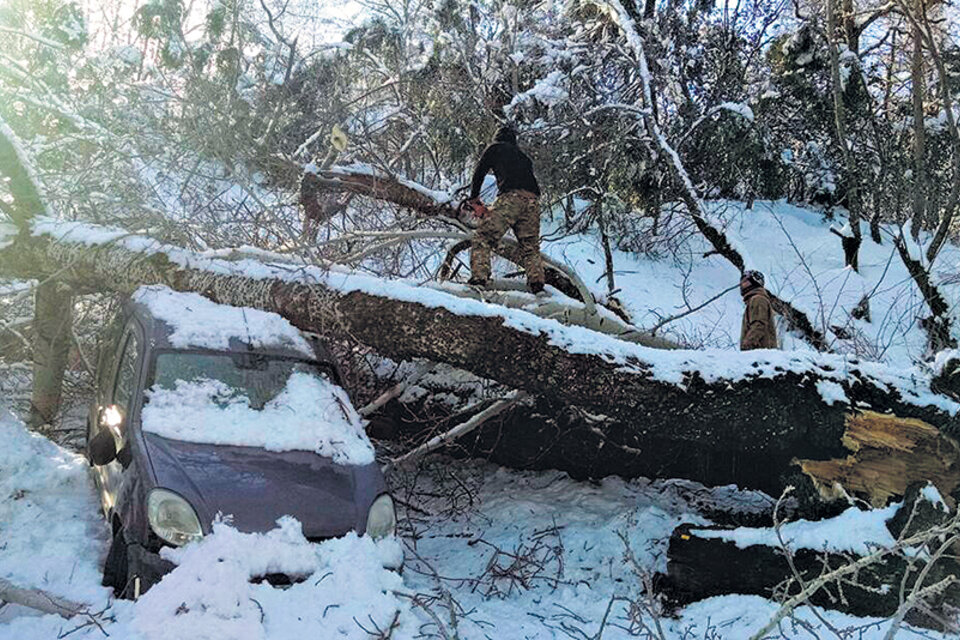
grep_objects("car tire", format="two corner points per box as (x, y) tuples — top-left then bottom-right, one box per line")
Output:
(102, 527), (137, 598)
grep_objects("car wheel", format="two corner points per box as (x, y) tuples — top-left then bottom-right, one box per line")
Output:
(102, 526), (136, 598)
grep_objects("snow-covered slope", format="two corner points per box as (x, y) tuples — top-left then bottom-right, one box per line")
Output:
(0, 410), (110, 606)
(542, 200), (960, 365)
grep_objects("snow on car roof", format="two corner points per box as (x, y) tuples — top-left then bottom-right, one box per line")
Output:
(132, 285), (314, 357)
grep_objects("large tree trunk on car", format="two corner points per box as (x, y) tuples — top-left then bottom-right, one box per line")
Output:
(1, 227), (959, 502)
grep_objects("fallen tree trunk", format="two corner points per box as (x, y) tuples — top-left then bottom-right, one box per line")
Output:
(1, 220), (959, 498)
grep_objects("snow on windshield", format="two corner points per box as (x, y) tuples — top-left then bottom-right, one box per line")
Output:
(132, 285), (314, 357)
(141, 371), (376, 465)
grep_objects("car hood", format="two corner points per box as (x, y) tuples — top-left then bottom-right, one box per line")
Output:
(142, 433), (386, 539)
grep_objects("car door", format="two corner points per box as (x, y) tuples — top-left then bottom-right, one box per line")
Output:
(94, 321), (144, 516)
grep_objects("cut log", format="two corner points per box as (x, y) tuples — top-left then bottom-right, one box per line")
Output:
(659, 510), (960, 631)
(1, 220), (960, 498)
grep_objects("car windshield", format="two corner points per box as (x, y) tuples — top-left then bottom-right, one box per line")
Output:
(141, 351), (376, 465)
(150, 352), (332, 409)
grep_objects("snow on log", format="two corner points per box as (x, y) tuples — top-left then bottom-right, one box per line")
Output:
(659, 487), (960, 630)
(1, 218), (959, 497)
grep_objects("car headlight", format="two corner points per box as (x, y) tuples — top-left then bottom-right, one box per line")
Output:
(366, 494), (396, 540)
(147, 489), (203, 546)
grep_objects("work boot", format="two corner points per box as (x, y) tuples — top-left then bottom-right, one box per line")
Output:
(529, 282), (544, 294)
(467, 277), (488, 288)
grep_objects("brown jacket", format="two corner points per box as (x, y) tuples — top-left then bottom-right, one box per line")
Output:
(740, 288), (778, 350)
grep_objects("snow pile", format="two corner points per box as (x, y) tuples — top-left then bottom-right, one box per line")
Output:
(399, 458), (949, 639)
(0, 409), (110, 605)
(142, 372), (376, 465)
(2, 517), (407, 639)
(133, 285), (314, 356)
(692, 503), (900, 555)
(920, 483), (950, 513)
(131, 518), (407, 640)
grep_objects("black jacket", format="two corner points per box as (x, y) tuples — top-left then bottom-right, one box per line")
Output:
(469, 140), (541, 199)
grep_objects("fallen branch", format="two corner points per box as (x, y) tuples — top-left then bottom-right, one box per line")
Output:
(430, 282), (677, 349)
(0, 577), (88, 619)
(647, 284), (739, 336)
(385, 391), (528, 472)
(359, 361), (436, 418)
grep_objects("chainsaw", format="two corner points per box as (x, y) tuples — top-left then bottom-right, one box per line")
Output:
(459, 197), (489, 219)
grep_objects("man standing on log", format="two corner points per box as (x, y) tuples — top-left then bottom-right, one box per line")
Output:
(465, 125), (545, 294)
(740, 270), (778, 350)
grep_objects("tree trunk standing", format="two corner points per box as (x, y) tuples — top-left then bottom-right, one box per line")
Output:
(28, 280), (72, 431)
(596, 205), (617, 296)
(639, 0), (660, 123)
(841, 0), (859, 53)
(826, 0), (862, 271)
(923, 5), (960, 263)
(911, 2), (927, 239)
(894, 235), (956, 352)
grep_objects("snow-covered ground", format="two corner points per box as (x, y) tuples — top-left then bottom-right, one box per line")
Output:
(0, 409), (949, 639)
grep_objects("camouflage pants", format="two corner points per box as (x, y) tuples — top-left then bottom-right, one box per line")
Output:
(470, 190), (544, 287)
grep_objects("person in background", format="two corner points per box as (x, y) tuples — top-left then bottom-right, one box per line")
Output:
(740, 270), (778, 350)
(465, 125), (545, 294)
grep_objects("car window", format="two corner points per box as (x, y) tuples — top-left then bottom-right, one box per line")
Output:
(150, 353), (333, 409)
(140, 352), (374, 464)
(96, 312), (125, 403)
(112, 330), (141, 422)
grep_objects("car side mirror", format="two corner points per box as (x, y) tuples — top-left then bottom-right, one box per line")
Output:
(117, 444), (132, 468)
(88, 428), (118, 466)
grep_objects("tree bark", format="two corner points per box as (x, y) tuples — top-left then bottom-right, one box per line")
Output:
(911, 5), (927, 239)
(28, 280), (72, 430)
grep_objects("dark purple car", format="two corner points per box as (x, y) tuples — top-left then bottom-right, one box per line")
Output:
(86, 289), (397, 597)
